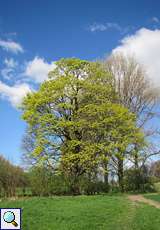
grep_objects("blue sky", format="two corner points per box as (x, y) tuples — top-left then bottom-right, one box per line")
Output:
(0, 0), (160, 165)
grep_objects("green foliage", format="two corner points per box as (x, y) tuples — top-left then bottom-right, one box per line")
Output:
(153, 182), (160, 193)
(0, 155), (28, 197)
(22, 58), (145, 193)
(124, 166), (155, 193)
(80, 179), (109, 195)
(28, 165), (110, 196)
(29, 166), (71, 196)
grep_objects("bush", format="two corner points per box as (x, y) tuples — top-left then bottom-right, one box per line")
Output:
(0, 155), (28, 197)
(124, 166), (155, 193)
(29, 166), (71, 196)
(154, 182), (160, 193)
(28, 167), (110, 196)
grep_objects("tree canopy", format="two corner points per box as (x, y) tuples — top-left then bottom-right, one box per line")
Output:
(22, 58), (145, 193)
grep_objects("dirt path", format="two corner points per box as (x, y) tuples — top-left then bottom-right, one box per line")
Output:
(128, 195), (160, 209)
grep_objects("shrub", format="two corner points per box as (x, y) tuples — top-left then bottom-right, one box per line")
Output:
(124, 166), (155, 193)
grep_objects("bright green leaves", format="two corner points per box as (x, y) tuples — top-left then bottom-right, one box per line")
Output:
(22, 58), (145, 179)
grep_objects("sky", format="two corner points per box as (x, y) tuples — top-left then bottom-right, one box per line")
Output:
(0, 0), (160, 165)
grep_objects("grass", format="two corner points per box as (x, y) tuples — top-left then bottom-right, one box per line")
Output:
(0, 195), (160, 230)
(144, 193), (160, 202)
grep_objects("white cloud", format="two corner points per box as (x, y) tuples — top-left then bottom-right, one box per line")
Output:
(1, 58), (18, 80)
(0, 81), (31, 107)
(4, 58), (17, 68)
(113, 28), (160, 88)
(1, 68), (13, 80)
(0, 39), (24, 54)
(89, 23), (108, 32)
(151, 17), (159, 23)
(88, 22), (134, 34)
(88, 22), (122, 32)
(24, 56), (56, 83)
(0, 56), (55, 107)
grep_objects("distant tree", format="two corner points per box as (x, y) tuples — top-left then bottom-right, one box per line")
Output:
(150, 160), (160, 179)
(103, 53), (159, 188)
(0, 155), (28, 197)
(124, 165), (154, 192)
(28, 165), (72, 196)
(21, 129), (37, 169)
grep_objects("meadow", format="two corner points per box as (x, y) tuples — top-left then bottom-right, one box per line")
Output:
(144, 193), (160, 203)
(1, 195), (160, 230)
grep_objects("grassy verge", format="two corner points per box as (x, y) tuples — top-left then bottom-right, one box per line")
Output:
(144, 193), (160, 202)
(0, 195), (160, 230)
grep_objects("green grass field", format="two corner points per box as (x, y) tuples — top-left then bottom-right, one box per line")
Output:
(144, 193), (160, 203)
(0, 195), (160, 230)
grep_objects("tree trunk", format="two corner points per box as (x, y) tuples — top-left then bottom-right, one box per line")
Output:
(103, 162), (109, 186)
(70, 180), (80, 195)
(104, 172), (108, 185)
(134, 145), (139, 169)
(118, 158), (124, 192)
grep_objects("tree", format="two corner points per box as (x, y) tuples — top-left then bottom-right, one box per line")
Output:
(28, 165), (71, 196)
(150, 160), (160, 179)
(0, 155), (28, 197)
(124, 165), (154, 192)
(22, 58), (144, 193)
(102, 53), (159, 186)
(21, 128), (37, 169)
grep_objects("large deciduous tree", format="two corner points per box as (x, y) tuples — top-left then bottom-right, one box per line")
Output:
(22, 58), (144, 193)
